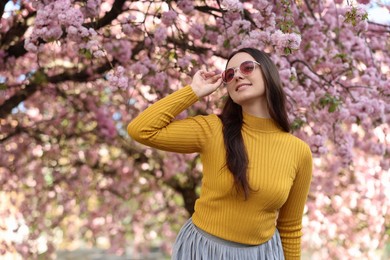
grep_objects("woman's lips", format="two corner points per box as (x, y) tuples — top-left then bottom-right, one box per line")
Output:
(235, 83), (251, 91)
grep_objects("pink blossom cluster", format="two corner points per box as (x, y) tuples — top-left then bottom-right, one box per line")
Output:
(130, 61), (150, 76)
(25, 0), (104, 57)
(250, 4), (275, 28)
(82, 0), (101, 17)
(121, 22), (134, 36)
(104, 39), (132, 64)
(176, 0), (194, 14)
(189, 24), (206, 40)
(221, 0), (244, 12)
(25, 0), (84, 52)
(144, 72), (168, 91)
(203, 29), (220, 45)
(153, 27), (168, 45)
(216, 19), (251, 51)
(252, 0), (272, 11)
(347, 96), (385, 129)
(97, 110), (117, 139)
(130, 56), (161, 79)
(120, 14), (137, 36)
(271, 30), (301, 54)
(85, 97), (117, 139)
(238, 30), (271, 51)
(177, 55), (192, 70)
(107, 66), (130, 89)
(161, 10), (178, 26)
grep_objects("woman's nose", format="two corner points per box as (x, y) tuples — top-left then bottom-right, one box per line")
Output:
(233, 68), (244, 80)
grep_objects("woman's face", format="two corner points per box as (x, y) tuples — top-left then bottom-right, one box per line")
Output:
(225, 52), (266, 106)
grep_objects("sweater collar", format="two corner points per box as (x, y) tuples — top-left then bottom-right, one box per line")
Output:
(242, 111), (282, 133)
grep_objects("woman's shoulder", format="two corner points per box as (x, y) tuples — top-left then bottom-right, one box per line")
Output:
(283, 133), (312, 155)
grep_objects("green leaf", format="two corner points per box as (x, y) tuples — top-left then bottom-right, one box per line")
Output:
(44, 172), (53, 186)
(291, 118), (305, 131)
(319, 94), (331, 106)
(334, 53), (348, 62)
(344, 7), (367, 27)
(168, 50), (177, 61)
(31, 70), (48, 85)
(320, 93), (341, 113)
(329, 103), (338, 113)
(61, 119), (69, 127)
(79, 48), (93, 59)
(223, 39), (230, 48)
(304, 42), (311, 51)
(344, 7), (357, 25)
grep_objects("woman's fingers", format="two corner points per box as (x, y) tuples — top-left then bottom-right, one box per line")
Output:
(211, 77), (223, 88)
(206, 74), (221, 84)
(190, 70), (222, 98)
(201, 71), (218, 79)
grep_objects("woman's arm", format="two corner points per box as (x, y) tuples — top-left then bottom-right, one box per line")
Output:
(127, 70), (222, 153)
(128, 86), (209, 153)
(276, 143), (313, 260)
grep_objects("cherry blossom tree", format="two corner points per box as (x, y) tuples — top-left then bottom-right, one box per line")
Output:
(0, 0), (389, 259)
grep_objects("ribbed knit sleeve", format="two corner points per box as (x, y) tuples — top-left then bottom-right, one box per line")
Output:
(127, 85), (214, 153)
(276, 143), (312, 260)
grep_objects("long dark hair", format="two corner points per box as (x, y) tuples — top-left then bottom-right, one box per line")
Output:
(218, 48), (290, 199)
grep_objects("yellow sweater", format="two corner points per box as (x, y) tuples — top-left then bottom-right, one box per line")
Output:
(127, 86), (312, 259)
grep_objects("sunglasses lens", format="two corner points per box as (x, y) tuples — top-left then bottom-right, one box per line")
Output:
(240, 61), (255, 75)
(223, 68), (235, 83)
(223, 61), (257, 83)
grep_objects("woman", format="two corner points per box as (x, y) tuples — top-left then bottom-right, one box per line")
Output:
(127, 48), (312, 260)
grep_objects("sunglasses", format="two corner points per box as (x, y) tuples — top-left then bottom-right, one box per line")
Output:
(222, 60), (261, 83)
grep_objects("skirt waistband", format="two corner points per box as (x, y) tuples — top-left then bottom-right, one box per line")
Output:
(193, 221), (256, 248)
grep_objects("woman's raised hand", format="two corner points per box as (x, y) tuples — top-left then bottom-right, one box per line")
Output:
(190, 70), (223, 98)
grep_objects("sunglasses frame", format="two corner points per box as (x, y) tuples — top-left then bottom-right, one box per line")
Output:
(222, 60), (261, 84)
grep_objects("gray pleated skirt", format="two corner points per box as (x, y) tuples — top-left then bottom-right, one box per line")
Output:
(172, 218), (285, 260)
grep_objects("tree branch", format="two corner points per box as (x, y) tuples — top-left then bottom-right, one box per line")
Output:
(303, 0), (316, 19)
(0, 83), (39, 119)
(0, 60), (114, 118)
(1, 8), (35, 48)
(167, 36), (210, 54)
(5, 0), (127, 60)
(1, 22), (28, 48)
(0, 1), (6, 19)
(5, 39), (28, 58)
(50, 61), (113, 83)
(194, 4), (225, 16)
(368, 21), (390, 28)
(0, 124), (24, 143)
(0, 39), (147, 119)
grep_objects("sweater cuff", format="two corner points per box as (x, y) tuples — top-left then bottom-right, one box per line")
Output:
(183, 85), (200, 103)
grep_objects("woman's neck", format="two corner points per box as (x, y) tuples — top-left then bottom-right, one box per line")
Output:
(241, 98), (270, 118)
